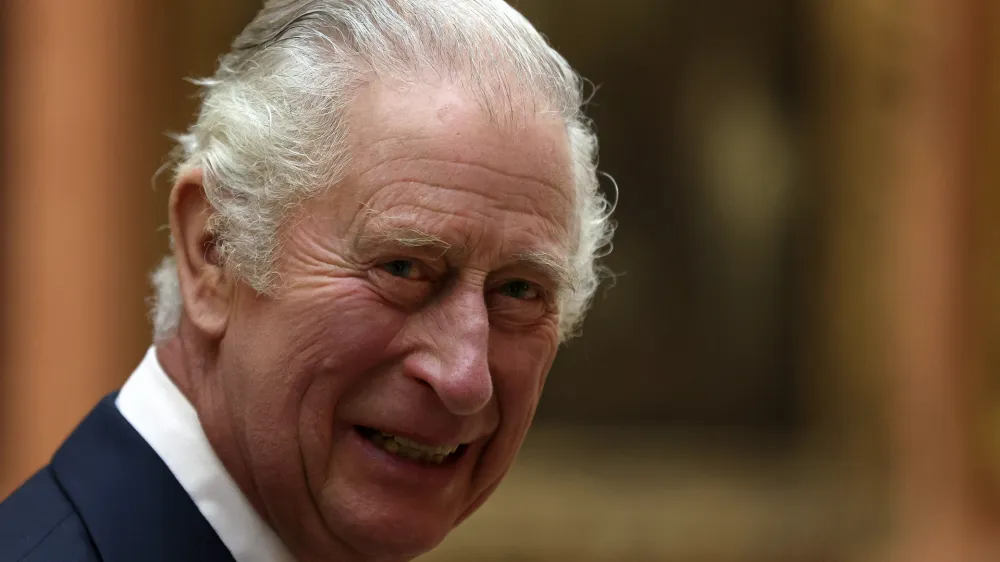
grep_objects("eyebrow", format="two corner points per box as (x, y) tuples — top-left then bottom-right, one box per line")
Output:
(353, 224), (574, 292)
(354, 225), (452, 257)
(513, 249), (574, 293)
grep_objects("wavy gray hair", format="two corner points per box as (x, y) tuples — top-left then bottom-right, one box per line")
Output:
(152, 0), (615, 343)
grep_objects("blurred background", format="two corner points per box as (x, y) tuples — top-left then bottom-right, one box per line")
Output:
(1, 0), (998, 561)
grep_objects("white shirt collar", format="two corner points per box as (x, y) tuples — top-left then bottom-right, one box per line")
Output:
(116, 346), (297, 562)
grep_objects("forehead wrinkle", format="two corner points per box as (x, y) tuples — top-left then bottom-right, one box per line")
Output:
(358, 198), (566, 257)
(354, 177), (569, 233)
(355, 155), (573, 207)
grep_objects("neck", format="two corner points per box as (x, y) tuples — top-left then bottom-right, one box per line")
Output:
(155, 332), (273, 534)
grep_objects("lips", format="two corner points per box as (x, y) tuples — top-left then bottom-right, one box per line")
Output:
(355, 426), (468, 464)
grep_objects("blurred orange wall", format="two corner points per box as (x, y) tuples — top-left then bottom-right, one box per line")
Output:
(0, 0), (157, 495)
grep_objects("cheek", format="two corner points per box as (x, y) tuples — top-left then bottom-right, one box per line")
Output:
(455, 332), (556, 522)
(480, 332), (557, 470)
(228, 282), (403, 390)
(492, 328), (559, 404)
(222, 282), (407, 477)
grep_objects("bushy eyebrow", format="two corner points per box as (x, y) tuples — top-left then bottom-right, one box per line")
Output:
(512, 249), (574, 294)
(355, 225), (452, 256)
(352, 224), (573, 292)
(351, 207), (452, 256)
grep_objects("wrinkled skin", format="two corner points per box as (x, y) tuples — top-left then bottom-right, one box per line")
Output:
(161, 81), (576, 561)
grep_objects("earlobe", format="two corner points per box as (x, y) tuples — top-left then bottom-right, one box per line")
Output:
(169, 169), (232, 339)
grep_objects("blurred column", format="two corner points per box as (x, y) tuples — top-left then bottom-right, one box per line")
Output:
(1, 1), (156, 494)
(811, 0), (900, 515)
(884, 0), (998, 559)
(813, 0), (1000, 558)
(978, 4), (1000, 507)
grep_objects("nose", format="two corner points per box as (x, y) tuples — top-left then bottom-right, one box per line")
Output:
(404, 283), (493, 416)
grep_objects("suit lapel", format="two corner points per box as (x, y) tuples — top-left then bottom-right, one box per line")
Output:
(51, 394), (237, 562)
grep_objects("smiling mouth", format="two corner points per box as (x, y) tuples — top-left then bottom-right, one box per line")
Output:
(355, 426), (468, 465)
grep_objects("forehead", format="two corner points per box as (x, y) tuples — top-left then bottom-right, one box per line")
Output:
(331, 81), (576, 259)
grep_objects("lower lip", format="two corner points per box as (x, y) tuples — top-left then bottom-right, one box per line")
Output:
(349, 427), (469, 485)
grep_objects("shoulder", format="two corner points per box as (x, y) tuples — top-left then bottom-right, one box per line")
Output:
(0, 467), (100, 562)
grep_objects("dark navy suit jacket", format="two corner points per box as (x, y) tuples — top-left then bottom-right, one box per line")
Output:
(0, 394), (237, 562)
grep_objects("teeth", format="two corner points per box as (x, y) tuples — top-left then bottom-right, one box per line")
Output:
(370, 431), (461, 464)
(388, 434), (460, 455)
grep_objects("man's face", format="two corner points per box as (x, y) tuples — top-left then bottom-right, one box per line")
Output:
(213, 82), (575, 559)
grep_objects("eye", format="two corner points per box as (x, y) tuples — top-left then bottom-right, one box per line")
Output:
(499, 279), (540, 300)
(372, 258), (438, 308)
(382, 259), (421, 279)
(488, 278), (550, 327)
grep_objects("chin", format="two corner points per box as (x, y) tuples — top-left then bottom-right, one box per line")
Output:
(327, 499), (457, 560)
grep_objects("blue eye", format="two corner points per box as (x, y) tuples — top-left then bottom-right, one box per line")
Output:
(383, 260), (416, 278)
(500, 280), (539, 300)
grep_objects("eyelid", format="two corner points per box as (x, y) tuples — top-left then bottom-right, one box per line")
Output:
(491, 279), (550, 305)
(494, 274), (551, 294)
(380, 257), (444, 281)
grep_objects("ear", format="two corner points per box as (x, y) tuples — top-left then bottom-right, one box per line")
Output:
(169, 169), (233, 339)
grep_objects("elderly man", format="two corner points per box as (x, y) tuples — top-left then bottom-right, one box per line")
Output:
(0, 0), (613, 560)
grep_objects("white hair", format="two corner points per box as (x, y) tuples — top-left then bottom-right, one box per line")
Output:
(151, 0), (615, 343)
